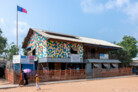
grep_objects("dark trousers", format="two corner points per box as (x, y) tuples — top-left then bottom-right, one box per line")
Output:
(24, 78), (28, 85)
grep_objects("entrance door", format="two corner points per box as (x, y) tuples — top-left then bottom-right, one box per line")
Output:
(86, 63), (93, 78)
(86, 63), (92, 73)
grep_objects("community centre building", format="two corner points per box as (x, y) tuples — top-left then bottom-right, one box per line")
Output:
(22, 28), (122, 75)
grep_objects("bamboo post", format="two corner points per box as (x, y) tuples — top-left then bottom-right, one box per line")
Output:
(65, 69), (66, 80)
(60, 69), (61, 80)
(70, 69), (71, 80)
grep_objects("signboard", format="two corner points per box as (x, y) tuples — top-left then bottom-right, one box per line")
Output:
(100, 54), (109, 59)
(21, 56), (29, 64)
(28, 56), (35, 63)
(13, 55), (20, 64)
(71, 54), (80, 62)
(13, 55), (34, 64)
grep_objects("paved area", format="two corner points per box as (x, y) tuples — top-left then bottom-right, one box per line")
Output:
(0, 79), (18, 89)
(0, 79), (10, 85)
(0, 75), (138, 92)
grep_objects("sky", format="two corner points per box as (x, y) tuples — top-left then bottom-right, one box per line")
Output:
(0, 0), (138, 55)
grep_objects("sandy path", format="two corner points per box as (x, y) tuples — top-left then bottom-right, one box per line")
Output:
(0, 76), (138, 92)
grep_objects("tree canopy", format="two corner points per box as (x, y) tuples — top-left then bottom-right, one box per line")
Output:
(118, 35), (138, 58)
(109, 35), (138, 66)
(22, 37), (27, 55)
(7, 42), (18, 60)
(0, 28), (7, 55)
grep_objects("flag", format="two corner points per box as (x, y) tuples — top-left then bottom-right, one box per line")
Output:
(17, 5), (27, 13)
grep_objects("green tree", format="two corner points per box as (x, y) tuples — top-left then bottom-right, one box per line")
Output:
(22, 37), (27, 55)
(109, 49), (132, 66)
(109, 35), (138, 67)
(0, 28), (7, 54)
(8, 42), (19, 60)
(118, 35), (138, 58)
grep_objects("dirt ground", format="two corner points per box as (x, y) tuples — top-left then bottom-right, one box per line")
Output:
(0, 76), (138, 92)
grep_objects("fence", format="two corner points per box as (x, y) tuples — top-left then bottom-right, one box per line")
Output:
(5, 69), (86, 84)
(93, 68), (132, 78)
(5, 68), (132, 84)
(5, 70), (15, 84)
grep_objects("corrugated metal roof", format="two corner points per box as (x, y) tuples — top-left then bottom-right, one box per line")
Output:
(32, 28), (82, 42)
(133, 57), (138, 60)
(130, 62), (138, 66)
(86, 59), (121, 63)
(31, 28), (121, 48)
(80, 37), (121, 48)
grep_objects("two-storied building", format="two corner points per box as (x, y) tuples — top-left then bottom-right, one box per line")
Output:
(22, 28), (122, 75)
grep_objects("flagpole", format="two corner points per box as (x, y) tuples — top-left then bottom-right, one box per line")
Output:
(17, 5), (21, 72)
(16, 5), (18, 55)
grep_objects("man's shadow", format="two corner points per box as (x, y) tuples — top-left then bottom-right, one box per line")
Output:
(37, 88), (52, 91)
(38, 88), (52, 91)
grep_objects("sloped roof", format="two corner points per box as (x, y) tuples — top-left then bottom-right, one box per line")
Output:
(130, 57), (138, 66)
(86, 59), (121, 63)
(22, 28), (122, 49)
(131, 60), (138, 66)
(133, 57), (138, 60)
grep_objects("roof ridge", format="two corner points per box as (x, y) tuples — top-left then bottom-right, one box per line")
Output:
(31, 28), (79, 38)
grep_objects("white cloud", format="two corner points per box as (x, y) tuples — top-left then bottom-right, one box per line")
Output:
(80, 0), (130, 13)
(0, 18), (30, 55)
(124, 2), (138, 21)
(80, 0), (138, 21)
(0, 18), (5, 26)
(105, 0), (129, 9)
(133, 26), (138, 40)
(115, 0), (129, 7)
(13, 21), (29, 37)
(134, 31), (138, 40)
(80, 0), (104, 13)
(11, 21), (30, 55)
(0, 18), (4, 24)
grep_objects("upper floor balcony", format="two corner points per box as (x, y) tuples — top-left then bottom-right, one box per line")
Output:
(39, 54), (84, 63)
(38, 54), (120, 64)
(83, 45), (119, 60)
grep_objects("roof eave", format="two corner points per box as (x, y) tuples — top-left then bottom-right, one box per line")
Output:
(22, 28), (122, 50)
(22, 28), (34, 49)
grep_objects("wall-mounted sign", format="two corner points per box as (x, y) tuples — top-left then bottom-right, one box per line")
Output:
(21, 56), (29, 64)
(28, 56), (35, 63)
(71, 54), (80, 62)
(13, 55), (34, 64)
(100, 54), (109, 59)
(13, 55), (20, 64)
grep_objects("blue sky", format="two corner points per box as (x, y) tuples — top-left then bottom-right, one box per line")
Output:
(0, 0), (138, 55)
